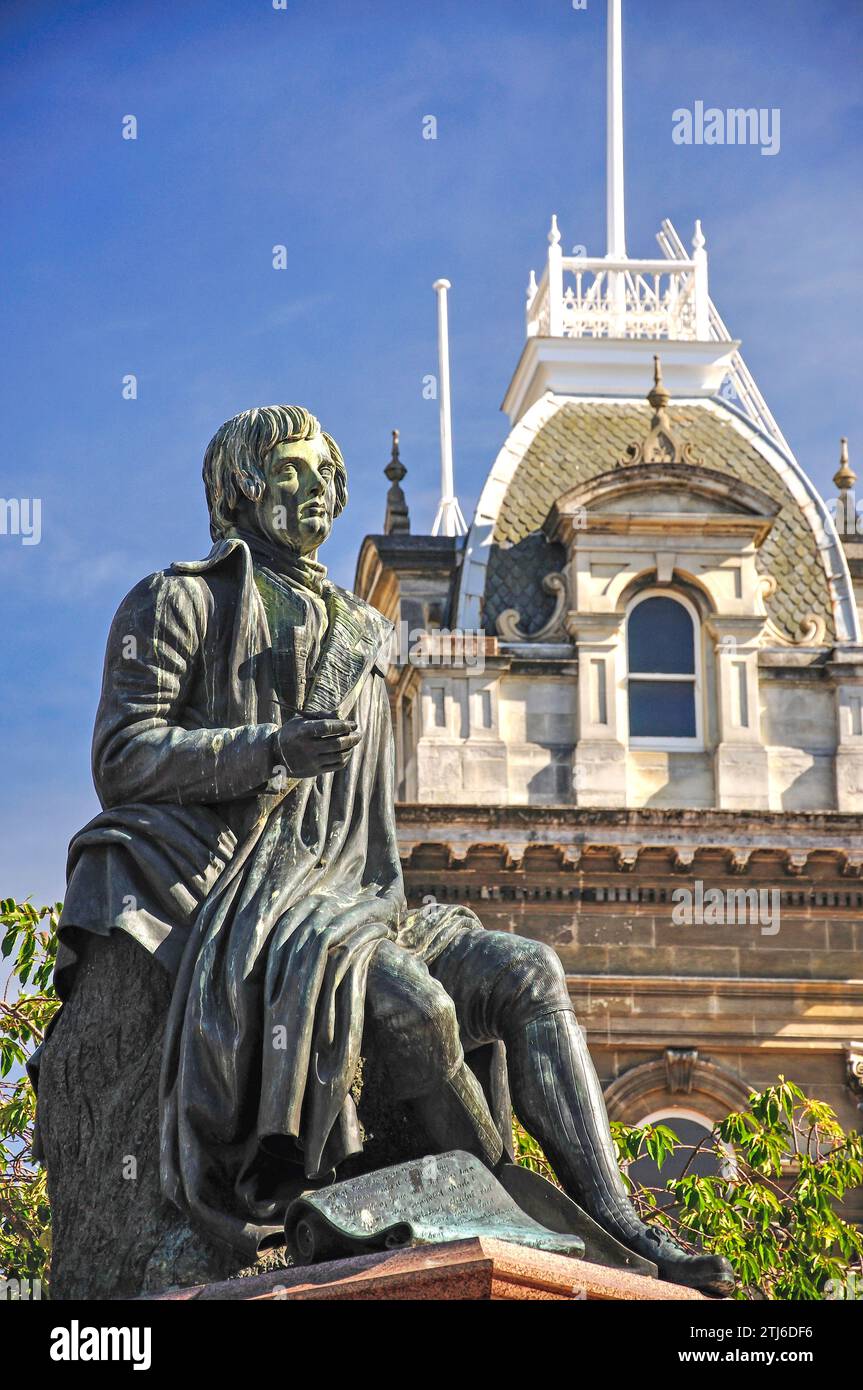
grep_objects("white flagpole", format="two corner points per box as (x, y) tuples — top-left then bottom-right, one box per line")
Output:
(432, 278), (467, 537)
(606, 0), (626, 259)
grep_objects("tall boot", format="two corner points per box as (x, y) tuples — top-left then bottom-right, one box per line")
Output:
(507, 1011), (734, 1295)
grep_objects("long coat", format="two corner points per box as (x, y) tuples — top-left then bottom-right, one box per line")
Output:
(50, 538), (498, 1257)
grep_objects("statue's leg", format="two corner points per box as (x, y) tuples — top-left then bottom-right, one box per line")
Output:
(363, 940), (503, 1167)
(430, 931), (734, 1295)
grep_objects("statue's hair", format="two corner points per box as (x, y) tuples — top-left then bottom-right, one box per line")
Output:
(202, 405), (348, 541)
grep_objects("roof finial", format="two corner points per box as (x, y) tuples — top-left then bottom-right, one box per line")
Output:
(834, 437), (856, 494)
(383, 428), (410, 535)
(619, 355), (703, 466)
(692, 218), (706, 253)
(648, 353), (670, 415)
(548, 213), (561, 247)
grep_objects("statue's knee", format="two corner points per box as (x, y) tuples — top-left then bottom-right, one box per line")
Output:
(531, 939), (567, 985)
(507, 939), (570, 1017)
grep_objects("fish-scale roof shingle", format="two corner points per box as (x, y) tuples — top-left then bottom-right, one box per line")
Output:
(483, 401), (833, 644)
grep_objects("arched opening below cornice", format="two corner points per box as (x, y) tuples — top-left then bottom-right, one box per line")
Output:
(603, 1052), (752, 1126)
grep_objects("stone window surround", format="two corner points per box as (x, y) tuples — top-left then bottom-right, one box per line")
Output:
(545, 465), (779, 809)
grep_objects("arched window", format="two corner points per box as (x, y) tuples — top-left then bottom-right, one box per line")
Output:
(627, 1108), (731, 1196)
(626, 591), (702, 747)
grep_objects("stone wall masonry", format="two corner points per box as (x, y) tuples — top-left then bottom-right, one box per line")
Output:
(396, 806), (863, 1175)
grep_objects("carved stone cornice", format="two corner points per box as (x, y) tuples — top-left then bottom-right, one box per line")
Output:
(825, 647), (863, 684)
(546, 461), (780, 548)
(395, 806), (863, 878)
(726, 849), (752, 875)
(783, 852), (810, 877)
(614, 847), (641, 873)
(571, 978), (863, 1059)
(672, 848), (697, 872)
(563, 611), (622, 643)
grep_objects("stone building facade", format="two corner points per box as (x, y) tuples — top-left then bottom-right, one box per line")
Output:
(354, 241), (863, 1194)
(354, 3), (863, 1199)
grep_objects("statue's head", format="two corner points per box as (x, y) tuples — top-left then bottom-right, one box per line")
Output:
(202, 405), (348, 556)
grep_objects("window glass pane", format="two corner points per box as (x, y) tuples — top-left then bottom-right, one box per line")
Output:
(628, 597), (694, 674)
(629, 679), (696, 738)
(629, 1117), (722, 1193)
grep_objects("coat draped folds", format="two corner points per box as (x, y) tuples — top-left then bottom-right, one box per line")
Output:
(158, 634), (407, 1255)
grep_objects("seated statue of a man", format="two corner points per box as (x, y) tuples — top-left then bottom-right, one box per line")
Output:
(45, 405), (731, 1294)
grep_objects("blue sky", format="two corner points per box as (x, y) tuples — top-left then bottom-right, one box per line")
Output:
(1, 0), (861, 906)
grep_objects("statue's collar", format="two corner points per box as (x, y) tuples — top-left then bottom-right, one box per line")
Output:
(171, 534), (327, 594)
(226, 529), (328, 596)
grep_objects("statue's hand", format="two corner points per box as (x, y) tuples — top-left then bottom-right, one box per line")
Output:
(275, 715), (361, 778)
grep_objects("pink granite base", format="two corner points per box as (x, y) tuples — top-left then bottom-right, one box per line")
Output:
(143, 1238), (710, 1301)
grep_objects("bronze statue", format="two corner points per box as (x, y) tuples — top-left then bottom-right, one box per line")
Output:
(39, 405), (732, 1295)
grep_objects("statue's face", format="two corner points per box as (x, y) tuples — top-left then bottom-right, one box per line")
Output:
(249, 434), (337, 556)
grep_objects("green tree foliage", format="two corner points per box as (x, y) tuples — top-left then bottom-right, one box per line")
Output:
(515, 1078), (863, 1299)
(1, 899), (59, 1285)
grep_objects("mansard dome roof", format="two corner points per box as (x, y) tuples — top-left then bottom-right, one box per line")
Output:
(460, 396), (855, 647)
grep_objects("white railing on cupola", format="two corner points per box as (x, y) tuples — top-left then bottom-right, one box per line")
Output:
(526, 215), (710, 343)
(657, 217), (792, 455)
